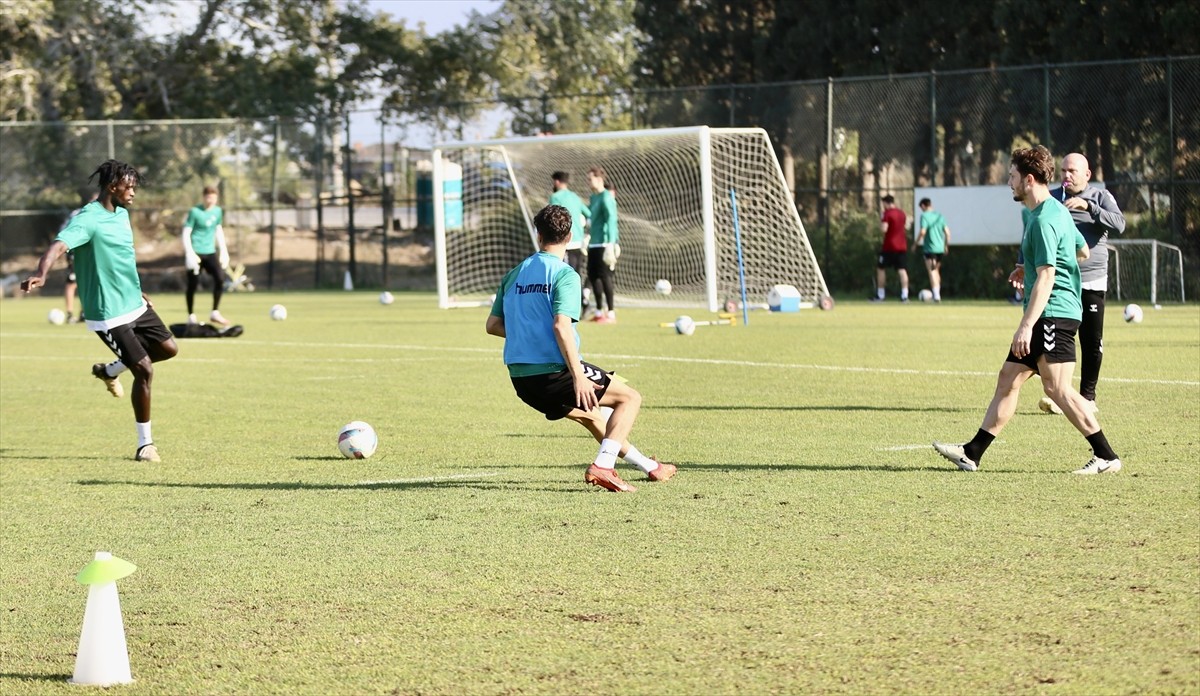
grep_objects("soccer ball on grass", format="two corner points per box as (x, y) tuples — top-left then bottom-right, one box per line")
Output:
(379, 291), (394, 305)
(655, 279), (672, 295)
(674, 315), (696, 336)
(269, 304), (288, 321)
(918, 289), (933, 302)
(1123, 303), (1143, 323)
(47, 308), (66, 325)
(338, 421), (378, 459)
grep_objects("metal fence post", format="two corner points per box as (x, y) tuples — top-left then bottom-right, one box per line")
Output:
(315, 113), (325, 288)
(1043, 63), (1052, 147)
(344, 110), (356, 286)
(929, 70), (938, 186)
(824, 76), (833, 275)
(1167, 56), (1176, 243)
(380, 110), (390, 289)
(268, 116), (279, 290)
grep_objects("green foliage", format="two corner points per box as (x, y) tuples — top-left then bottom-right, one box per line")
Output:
(1, 293), (1197, 693)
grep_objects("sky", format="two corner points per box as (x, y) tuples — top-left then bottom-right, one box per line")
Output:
(362, 0), (498, 35)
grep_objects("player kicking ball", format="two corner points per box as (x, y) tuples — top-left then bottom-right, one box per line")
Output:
(486, 204), (676, 492)
(933, 146), (1121, 475)
(21, 160), (179, 462)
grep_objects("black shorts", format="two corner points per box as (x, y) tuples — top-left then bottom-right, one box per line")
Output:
(95, 308), (173, 366)
(1005, 317), (1080, 370)
(923, 253), (943, 263)
(877, 251), (907, 270)
(511, 361), (612, 420)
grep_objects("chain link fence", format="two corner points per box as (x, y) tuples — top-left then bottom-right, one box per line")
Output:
(2, 56), (1195, 300)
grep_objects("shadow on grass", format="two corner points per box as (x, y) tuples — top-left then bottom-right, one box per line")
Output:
(0, 673), (71, 683)
(74, 478), (591, 493)
(653, 404), (975, 413)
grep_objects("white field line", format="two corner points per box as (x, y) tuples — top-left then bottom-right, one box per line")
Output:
(355, 471), (500, 486)
(2, 334), (1197, 387)
(877, 441), (1005, 451)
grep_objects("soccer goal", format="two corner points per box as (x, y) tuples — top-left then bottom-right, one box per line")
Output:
(1108, 239), (1186, 304)
(432, 126), (829, 310)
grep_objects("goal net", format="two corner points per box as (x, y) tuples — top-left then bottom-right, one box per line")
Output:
(432, 126), (828, 310)
(1108, 239), (1186, 304)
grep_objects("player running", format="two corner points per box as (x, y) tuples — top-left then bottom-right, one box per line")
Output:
(21, 159), (179, 462)
(486, 204), (675, 492)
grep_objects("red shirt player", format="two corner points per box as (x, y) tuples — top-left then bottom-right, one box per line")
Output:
(872, 194), (910, 302)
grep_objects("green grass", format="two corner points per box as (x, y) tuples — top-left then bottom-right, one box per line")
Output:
(1, 292), (1198, 695)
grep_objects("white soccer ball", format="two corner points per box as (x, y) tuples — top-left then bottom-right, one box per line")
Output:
(338, 421), (378, 459)
(47, 308), (66, 325)
(269, 304), (288, 321)
(379, 291), (394, 305)
(918, 289), (933, 302)
(674, 315), (696, 336)
(655, 278), (672, 295)
(1123, 303), (1143, 323)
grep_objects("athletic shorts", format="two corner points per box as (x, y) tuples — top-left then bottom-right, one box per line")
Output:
(511, 361), (612, 420)
(1005, 317), (1080, 370)
(923, 253), (943, 263)
(566, 249), (586, 279)
(95, 308), (173, 367)
(877, 251), (907, 270)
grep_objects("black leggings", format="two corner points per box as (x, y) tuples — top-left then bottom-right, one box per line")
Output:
(1078, 288), (1106, 401)
(587, 247), (615, 313)
(186, 253), (226, 314)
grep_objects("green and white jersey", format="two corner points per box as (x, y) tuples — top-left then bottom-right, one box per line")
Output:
(587, 190), (618, 246)
(548, 189), (590, 249)
(919, 210), (947, 254)
(55, 201), (146, 330)
(184, 204), (223, 254)
(1021, 198), (1083, 321)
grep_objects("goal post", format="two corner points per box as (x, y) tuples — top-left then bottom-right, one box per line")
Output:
(433, 126), (829, 310)
(1108, 239), (1186, 304)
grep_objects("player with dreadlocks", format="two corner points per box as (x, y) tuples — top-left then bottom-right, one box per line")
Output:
(22, 159), (179, 462)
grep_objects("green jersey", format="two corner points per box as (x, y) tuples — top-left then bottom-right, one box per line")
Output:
(919, 210), (947, 254)
(55, 201), (146, 330)
(548, 189), (590, 249)
(587, 190), (618, 246)
(184, 204), (223, 254)
(1021, 198), (1083, 321)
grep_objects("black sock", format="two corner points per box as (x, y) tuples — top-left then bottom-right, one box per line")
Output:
(963, 429), (995, 464)
(1086, 430), (1119, 460)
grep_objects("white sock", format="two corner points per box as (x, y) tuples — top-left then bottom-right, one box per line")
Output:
(901, 288), (909, 299)
(608, 310), (616, 319)
(105, 361), (128, 377)
(933, 287), (941, 300)
(622, 445), (659, 473)
(136, 421), (152, 448)
(876, 287), (885, 299)
(594, 438), (621, 469)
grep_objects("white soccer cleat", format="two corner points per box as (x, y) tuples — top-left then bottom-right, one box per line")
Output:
(134, 443), (161, 462)
(932, 441), (978, 472)
(209, 310), (230, 325)
(1072, 457), (1121, 475)
(187, 313), (199, 325)
(1038, 396), (1063, 414)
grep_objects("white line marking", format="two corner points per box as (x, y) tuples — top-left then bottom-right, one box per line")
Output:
(355, 471), (500, 486)
(877, 441), (1005, 451)
(3, 334), (1196, 386)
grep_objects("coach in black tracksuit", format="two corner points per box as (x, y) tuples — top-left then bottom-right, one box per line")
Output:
(1052, 152), (1126, 408)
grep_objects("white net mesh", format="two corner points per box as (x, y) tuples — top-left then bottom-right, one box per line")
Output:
(435, 127), (828, 309)
(1108, 240), (1186, 303)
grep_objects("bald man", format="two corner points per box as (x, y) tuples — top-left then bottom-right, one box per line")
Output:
(1053, 154), (1125, 412)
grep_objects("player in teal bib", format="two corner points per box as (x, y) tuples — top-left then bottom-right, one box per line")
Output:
(183, 185), (231, 325)
(487, 204), (675, 492)
(21, 159), (178, 463)
(550, 171), (591, 314)
(932, 146), (1120, 476)
(585, 166), (619, 322)
(915, 198), (951, 301)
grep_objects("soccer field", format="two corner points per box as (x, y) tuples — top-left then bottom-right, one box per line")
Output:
(1, 292), (1197, 695)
